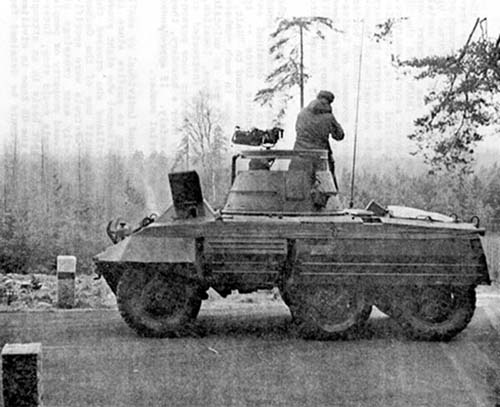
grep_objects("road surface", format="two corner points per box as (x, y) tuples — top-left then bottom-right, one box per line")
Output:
(2, 288), (500, 407)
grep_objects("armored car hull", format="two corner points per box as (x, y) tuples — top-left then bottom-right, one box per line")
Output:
(94, 150), (489, 340)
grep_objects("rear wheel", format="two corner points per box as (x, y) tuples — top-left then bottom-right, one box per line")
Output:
(395, 285), (476, 341)
(286, 283), (371, 340)
(117, 266), (202, 337)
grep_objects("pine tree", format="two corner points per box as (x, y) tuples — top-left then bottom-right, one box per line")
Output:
(254, 17), (340, 124)
(397, 18), (500, 173)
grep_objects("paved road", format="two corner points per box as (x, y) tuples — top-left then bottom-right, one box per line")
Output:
(2, 290), (500, 407)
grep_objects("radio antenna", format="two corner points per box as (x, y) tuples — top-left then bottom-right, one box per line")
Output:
(349, 20), (365, 208)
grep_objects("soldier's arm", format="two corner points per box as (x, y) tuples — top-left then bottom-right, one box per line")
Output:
(329, 114), (345, 141)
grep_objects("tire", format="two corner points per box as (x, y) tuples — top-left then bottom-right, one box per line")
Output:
(117, 266), (202, 337)
(286, 283), (371, 340)
(395, 285), (476, 341)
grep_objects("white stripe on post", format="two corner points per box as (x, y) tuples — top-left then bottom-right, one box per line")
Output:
(57, 255), (76, 308)
(1, 343), (42, 407)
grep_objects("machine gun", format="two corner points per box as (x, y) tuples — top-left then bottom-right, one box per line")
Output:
(232, 126), (283, 148)
(232, 126), (284, 170)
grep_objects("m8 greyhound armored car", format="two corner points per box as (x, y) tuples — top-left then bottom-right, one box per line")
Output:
(94, 133), (489, 340)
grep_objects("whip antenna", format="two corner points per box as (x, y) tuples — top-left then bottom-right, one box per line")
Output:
(349, 20), (365, 208)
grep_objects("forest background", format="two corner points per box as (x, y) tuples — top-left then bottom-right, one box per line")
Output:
(2, 141), (499, 276)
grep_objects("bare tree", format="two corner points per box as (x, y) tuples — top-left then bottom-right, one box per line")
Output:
(3, 127), (20, 211)
(40, 135), (48, 213)
(173, 92), (228, 204)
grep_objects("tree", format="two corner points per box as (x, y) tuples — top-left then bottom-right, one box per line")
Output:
(396, 18), (500, 173)
(484, 164), (500, 225)
(103, 153), (127, 219)
(2, 129), (19, 211)
(0, 211), (31, 274)
(373, 17), (408, 44)
(173, 92), (228, 205)
(143, 151), (171, 214)
(254, 17), (340, 124)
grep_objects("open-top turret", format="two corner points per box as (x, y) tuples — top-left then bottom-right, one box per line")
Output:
(94, 143), (489, 341)
(224, 149), (340, 214)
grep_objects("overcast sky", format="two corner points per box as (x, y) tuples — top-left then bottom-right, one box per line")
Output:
(1, 0), (499, 165)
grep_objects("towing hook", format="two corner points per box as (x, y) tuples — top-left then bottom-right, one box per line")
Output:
(106, 218), (133, 244)
(470, 215), (480, 228)
(141, 213), (158, 227)
(449, 213), (459, 223)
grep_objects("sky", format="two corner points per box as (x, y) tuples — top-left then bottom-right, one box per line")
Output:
(1, 0), (499, 166)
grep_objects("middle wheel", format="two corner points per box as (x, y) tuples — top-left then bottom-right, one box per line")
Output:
(287, 284), (371, 340)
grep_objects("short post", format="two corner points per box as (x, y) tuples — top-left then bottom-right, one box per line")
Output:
(57, 255), (76, 308)
(2, 343), (42, 407)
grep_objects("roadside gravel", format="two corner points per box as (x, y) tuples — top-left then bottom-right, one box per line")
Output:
(0, 273), (283, 312)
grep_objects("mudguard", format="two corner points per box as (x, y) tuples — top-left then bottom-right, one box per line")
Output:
(94, 235), (197, 263)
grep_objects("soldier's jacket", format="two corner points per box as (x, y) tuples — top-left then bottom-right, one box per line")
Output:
(293, 99), (345, 152)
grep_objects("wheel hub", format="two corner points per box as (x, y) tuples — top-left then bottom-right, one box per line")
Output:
(413, 287), (455, 323)
(141, 276), (183, 317)
(298, 285), (368, 335)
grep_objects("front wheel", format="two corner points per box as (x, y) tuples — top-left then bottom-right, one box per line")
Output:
(395, 285), (476, 341)
(117, 266), (202, 337)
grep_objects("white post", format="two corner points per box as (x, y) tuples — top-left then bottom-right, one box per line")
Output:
(1, 343), (42, 407)
(57, 255), (76, 308)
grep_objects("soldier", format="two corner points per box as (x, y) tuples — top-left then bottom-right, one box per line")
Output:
(291, 90), (344, 186)
(293, 90), (344, 152)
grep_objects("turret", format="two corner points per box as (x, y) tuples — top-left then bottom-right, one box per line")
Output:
(223, 149), (341, 215)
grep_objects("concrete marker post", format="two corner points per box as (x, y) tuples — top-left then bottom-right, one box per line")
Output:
(57, 255), (76, 308)
(1, 343), (42, 407)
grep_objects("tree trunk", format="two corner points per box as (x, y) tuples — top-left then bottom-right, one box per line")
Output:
(77, 142), (82, 203)
(299, 24), (304, 109)
(2, 156), (7, 213)
(41, 136), (47, 213)
(211, 165), (215, 204)
(12, 131), (18, 207)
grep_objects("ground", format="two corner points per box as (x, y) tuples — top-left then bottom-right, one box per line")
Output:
(0, 273), (117, 311)
(1, 282), (500, 406)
